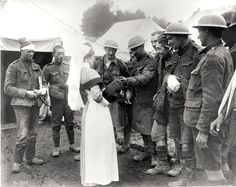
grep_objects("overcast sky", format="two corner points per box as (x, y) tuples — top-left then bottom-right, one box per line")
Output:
(80, 0), (236, 22)
(21, 0), (236, 31)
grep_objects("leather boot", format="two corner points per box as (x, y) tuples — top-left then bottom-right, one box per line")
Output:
(146, 160), (170, 175)
(133, 152), (150, 161)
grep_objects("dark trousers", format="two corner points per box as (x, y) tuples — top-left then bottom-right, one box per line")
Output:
(50, 97), (74, 147)
(192, 127), (222, 171)
(120, 103), (133, 145)
(142, 134), (155, 155)
(13, 105), (39, 163)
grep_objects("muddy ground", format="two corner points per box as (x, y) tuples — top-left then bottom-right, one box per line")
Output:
(1, 120), (208, 187)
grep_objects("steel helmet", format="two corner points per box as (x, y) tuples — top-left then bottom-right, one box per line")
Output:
(229, 11), (236, 28)
(128, 36), (146, 49)
(103, 39), (119, 49)
(221, 11), (234, 26)
(164, 22), (191, 35)
(193, 14), (227, 28)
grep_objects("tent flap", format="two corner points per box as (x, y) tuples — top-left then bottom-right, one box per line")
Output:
(0, 37), (62, 52)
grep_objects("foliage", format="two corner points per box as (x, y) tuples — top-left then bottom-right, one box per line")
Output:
(81, 1), (116, 38)
(81, 0), (146, 38)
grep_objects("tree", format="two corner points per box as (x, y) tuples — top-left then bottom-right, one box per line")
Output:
(135, 9), (146, 19)
(81, 0), (147, 38)
(81, 0), (116, 38)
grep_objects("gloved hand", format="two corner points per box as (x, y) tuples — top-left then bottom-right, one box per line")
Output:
(26, 90), (37, 99)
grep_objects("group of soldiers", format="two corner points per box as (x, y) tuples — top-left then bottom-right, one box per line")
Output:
(3, 9), (236, 186)
(94, 11), (236, 186)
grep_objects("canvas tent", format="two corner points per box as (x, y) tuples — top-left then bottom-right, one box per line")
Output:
(184, 5), (236, 44)
(96, 18), (164, 61)
(0, 0), (90, 126)
(0, 36), (64, 125)
(0, 37), (62, 52)
(0, 0), (87, 56)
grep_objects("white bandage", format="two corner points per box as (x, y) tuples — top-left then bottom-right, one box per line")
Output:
(167, 75), (180, 92)
(21, 43), (35, 51)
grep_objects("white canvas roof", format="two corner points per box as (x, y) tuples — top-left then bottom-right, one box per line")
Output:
(0, 37), (62, 52)
(96, 18), (164, 61)
(0, 0), (87, 56)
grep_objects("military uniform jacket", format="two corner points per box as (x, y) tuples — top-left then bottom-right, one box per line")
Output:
(184, 40), (234, 133)
(93, 55), (129, 86)
(156, 52), (172, 92)
(167, 40), (199, 108)
(230, 43), (236, 70)
(43, 61), (70, 100)
(128, 53), (158, 107)
(4, 58), (45, 106)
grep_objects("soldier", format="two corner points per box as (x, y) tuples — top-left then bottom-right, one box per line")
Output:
(93, 39), (130, 152)
(219, 10), (236, 183)
(148, 23), (199, 180)
(43, 45), (80, 157)
(146, 33), (176, 175)
(222, 11), (236, 69)
(4, 38), (45, 173)
(120, 36), (158, 166)
(210, 70), (236, 185)
(149, 34), (159, 57)
(181, 14), (233, 186)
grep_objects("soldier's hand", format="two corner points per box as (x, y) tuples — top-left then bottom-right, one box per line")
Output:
(26, 91), (37, 99)
(210, 114), (224, 137)
(34, 88), (47, 96)
(119, 76), (127, 83)
(196, 131), (208, 149)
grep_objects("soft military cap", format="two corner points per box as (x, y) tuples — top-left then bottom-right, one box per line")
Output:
(18, 37), (35, 51)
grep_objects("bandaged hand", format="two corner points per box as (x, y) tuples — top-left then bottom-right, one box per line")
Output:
(26, 90), (37, 99)
(34, 87), (47, 96)
(167, 74), (180, 92)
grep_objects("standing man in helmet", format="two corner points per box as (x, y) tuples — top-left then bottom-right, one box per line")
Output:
(211, 11), (236, 185)
(120, 36), (158, 166)
(182, 14), (233, 186)
(149, 23), (199, 179)
(149, 33), (159, 58)
(146, 33), (180, 175)
(93, 39), (130, 152)
(222, 11), (236, 69)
